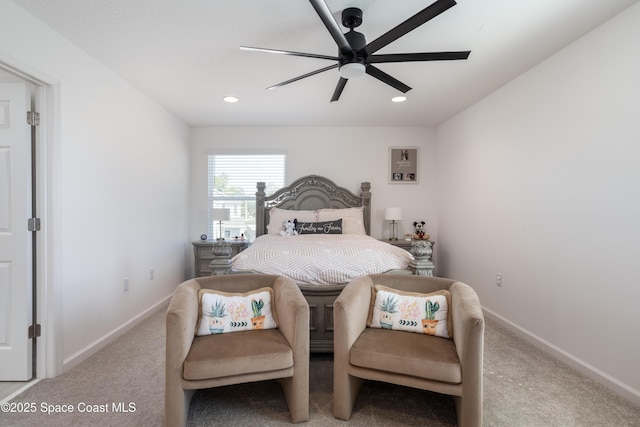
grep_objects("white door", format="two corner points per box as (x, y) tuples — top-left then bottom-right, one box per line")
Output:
(0, 82), (33, 380)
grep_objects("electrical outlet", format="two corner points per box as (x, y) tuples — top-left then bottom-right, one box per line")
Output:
(124, 277), (130, 292)
(149, 268), (155, 280)
(496, 273), (503, 287)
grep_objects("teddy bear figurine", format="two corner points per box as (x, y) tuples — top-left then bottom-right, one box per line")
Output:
(413, 220), (430, 240)
(280, 219), (298, 237)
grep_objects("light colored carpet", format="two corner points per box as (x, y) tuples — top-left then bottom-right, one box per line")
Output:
(1, 304), (639, 426)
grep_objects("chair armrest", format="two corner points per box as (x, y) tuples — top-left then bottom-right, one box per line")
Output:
(272, 277), (309, 351)
(166, 281), (200, 377)
(450, 282), (485, 380)
(334, 275), (374, 354)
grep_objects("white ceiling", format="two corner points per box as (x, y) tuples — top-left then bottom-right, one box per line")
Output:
(10, 0), (638, 127)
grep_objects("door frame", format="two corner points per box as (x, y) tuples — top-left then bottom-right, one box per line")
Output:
(0, 59), (61, 378)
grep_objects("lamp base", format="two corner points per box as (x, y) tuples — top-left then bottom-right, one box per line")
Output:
(388, 220), (399, 241)
(218, 220), (224, 240)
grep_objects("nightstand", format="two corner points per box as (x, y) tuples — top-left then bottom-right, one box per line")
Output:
(381, 239), (436, 276)
(192, 240), (250, 277)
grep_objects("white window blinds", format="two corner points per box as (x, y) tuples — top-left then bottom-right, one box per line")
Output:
(207, 153), (285, 240)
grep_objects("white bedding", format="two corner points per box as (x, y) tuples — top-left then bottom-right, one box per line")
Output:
(231, 234), (414, 286)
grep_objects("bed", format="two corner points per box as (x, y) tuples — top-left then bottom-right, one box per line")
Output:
(222, 175), (433, 352)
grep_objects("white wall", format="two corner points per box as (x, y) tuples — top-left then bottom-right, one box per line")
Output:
(437, 3), (640, 403)
(1, 2), (190, 372)
(189, 126), (437, 274)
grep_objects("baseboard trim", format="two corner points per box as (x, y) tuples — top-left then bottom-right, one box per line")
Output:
(62, 295), (171, 372)
(0, 379), (41, 404)
(482, 307), (640, 407)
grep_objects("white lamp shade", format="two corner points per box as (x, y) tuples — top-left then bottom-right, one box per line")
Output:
(384, 207), (403, 221)
(211, 208), (230, 221)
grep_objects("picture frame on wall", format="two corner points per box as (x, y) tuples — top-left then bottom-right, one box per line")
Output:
(389, 147), (418, 183)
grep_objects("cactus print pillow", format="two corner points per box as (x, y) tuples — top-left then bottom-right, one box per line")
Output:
(195, 287), (278, 336)
(367, 285), (452, 339)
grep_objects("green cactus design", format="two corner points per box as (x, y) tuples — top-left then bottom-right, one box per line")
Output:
(251, 299), (264, 318)
(425, 299), (440, 320)
(209, 300), (227, 318)
(380, 295), (399, 313)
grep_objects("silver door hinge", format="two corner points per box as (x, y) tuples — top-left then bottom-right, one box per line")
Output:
(27, 111), (40, 126)
(28, 324), (41, 339)
(28, 218), (41, 231)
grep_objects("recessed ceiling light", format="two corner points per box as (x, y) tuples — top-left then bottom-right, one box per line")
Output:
(223, 96), (239, 103)
(391, 96), (407, 103)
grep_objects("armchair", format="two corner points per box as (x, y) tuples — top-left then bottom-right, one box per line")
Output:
(333, 274), (484, 427)
(165, 274), (309, 426)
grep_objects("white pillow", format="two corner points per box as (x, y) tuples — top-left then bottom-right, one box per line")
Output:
(266, 207), (317, 235)
(367, 285), (451, 339)
(316, 207), (366, 235)
(196, 287), (277, 336)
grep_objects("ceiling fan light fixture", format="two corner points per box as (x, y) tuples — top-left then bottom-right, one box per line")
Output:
(392, 96), (407, 103)
(339, 62), (366, 79)
(241, 0), (470, 102)
(223, 96), (239, 103)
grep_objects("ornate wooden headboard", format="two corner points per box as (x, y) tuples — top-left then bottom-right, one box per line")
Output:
(255, 175), (371, 237)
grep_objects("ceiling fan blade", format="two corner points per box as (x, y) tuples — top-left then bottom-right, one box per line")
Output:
(330, 78), (348, 102)
(369, 51), (470, 63)
(240, 46), (338, 61)
(366, 0), (457, 55)
(266, 64), (338, 90)
(308, 0), (354, 56)
(366, 65), (411, 93)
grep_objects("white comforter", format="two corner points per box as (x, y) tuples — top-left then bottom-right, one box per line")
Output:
(231, 234), (413, 286)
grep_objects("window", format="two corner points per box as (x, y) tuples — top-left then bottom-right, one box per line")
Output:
(208, 153), (285, 240)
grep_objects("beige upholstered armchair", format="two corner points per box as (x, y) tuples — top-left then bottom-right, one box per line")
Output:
(165, 274), (309, 426)
(333, 274), (484, 427)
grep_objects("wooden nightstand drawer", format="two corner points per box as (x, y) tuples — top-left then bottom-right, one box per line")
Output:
(382, 239), (414, 252)
(380, 239), (434, 252)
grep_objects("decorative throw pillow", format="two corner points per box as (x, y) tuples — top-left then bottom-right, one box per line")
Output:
(367, 285), (452, 339)
(195, 287), (278, 336)
(316, 207), (366, 235)
(266, 208), (316, 235)
(296, 219), (343, 235)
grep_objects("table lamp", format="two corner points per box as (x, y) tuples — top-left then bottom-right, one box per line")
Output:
(211, 208), (230, 240)
(384, 207), (403, 241)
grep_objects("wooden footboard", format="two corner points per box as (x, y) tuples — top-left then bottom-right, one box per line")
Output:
(298, 284), (344, 353)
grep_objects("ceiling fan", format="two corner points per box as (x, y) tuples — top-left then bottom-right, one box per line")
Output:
(240, 0), (471, 102)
